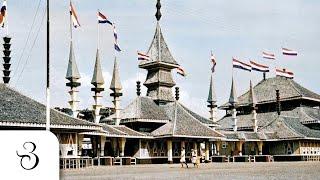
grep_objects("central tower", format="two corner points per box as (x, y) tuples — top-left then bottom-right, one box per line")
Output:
(139, 0), (180, 105)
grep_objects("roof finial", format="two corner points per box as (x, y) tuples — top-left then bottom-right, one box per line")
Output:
(276, 89), (281, 115)
(155, 0), (162, 21)
(2, 36), (12, 84)
(175, 87), (180, 100)
(136, 81), (141, 96)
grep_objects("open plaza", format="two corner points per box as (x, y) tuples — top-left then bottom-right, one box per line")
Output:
(61, 162), (320, 180)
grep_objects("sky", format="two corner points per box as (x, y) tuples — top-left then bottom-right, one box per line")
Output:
(2, 0), (320, 119)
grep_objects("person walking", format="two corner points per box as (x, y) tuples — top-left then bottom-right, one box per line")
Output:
(180, 147), (188, 168)
(191, 149), (199, 168)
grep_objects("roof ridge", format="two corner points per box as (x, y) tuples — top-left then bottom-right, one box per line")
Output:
(0, 84), (99, 127)
(298, 107), (317, 122)
(287, 79), (303, 97)
(117, 125), (147, 136)
(177, 102), (224, 137)
(279, 116), (306, 138)
(107, 125), (127, 135)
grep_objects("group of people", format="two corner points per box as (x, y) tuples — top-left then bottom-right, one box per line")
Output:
(180, 147), (199, 168)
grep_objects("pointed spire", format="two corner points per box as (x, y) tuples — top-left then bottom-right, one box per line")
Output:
(66, 42), (81, 81)
(110, 58), (122, 126)
(207, 74), (217, 123)
(207, 74), (217, 103)
(248, 80), (257, 107)
(110, 57), (122, 91)
(91, 49), (104, 86)
(229, 76), (238, 107)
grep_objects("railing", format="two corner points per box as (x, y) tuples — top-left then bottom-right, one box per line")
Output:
(60, 156), (137, 169)
(60, 157), (92, 169)
(211, 154), (320, 163)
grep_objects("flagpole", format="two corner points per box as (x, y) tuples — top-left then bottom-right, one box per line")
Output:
(5, 0), (8, 36)
(113, 23), (117, 59)
(97, 9), (100, 50)
(231, 57), (234, 78)
(45, 0), (50, 131)
(69, 0), (73, 42)
(136, 51), (139, 82)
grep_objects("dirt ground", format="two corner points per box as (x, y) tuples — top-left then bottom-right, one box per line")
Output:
(61, 162), (320, 180)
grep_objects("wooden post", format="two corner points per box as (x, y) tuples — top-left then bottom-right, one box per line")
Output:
(167, 139), (173, 163)
(205, 141), (210, 162)
(111, 138), (118, 157)
(236, 141), (244, 156)
(119, 137), (126, 157)
(100, 136), (106, 157)
(257, 141), (263, 155)
(215, 141), (221, 155)
(77, 134), (84, 156)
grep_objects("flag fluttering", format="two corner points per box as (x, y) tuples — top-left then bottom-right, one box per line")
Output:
(276, 68), (294, 79)
(0, 0), (7, 28)
(250, 61), (269, 73)
(70, 2), (80, 28)
(177, 66), (186, 77)
(262, 51), (275, 60)
(211, 52), (216, 73)
(282, 48), (298, 56)
(97, 11), (113, 25)
(137, 51), (150, 61)
(113, 24), (121, 52)
(232, 58), (251, 72)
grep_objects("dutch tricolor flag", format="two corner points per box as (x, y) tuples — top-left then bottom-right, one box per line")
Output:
(250, 61), (269, 73)
(70, 2), (80, 28)
(282, 48), (298, 56)
(211, 52), (217, 73)
(177, 66), (187, 77)
(137, 51), (150, 61)
(97, 11), (113, 25)
(0, 0), (7, 28)
(232, 58), (251, 72)
(113, 24), (121, 52)
(262, 51), (275, 60)
(276, 68), (294, 79)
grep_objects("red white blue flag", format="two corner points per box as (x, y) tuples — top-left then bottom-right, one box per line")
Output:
(113, 24), (121, 52)
(276, 68), (294, 78)
(232, 58), (251, 72)
(211, 52), (217, 73)
(137, 51), (150, 61)
(97, 11), (113, 25)
(0, 0), (7, 28)
(282, 48), (298, 56)
(177, 66), (187, 77)
(262, 51), (275, 60)
(70, 2), (80, 28)
(250, 61), (269, 72)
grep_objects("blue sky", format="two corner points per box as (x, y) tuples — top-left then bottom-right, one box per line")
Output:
(2, 0), (320, 118)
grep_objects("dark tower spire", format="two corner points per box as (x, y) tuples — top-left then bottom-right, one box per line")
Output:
(155, 0), (162, 21)
(2, 36), (11, 84)
(139, 0), (180, 105)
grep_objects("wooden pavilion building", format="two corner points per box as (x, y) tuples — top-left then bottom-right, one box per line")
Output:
(217, 76), (320, 160)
